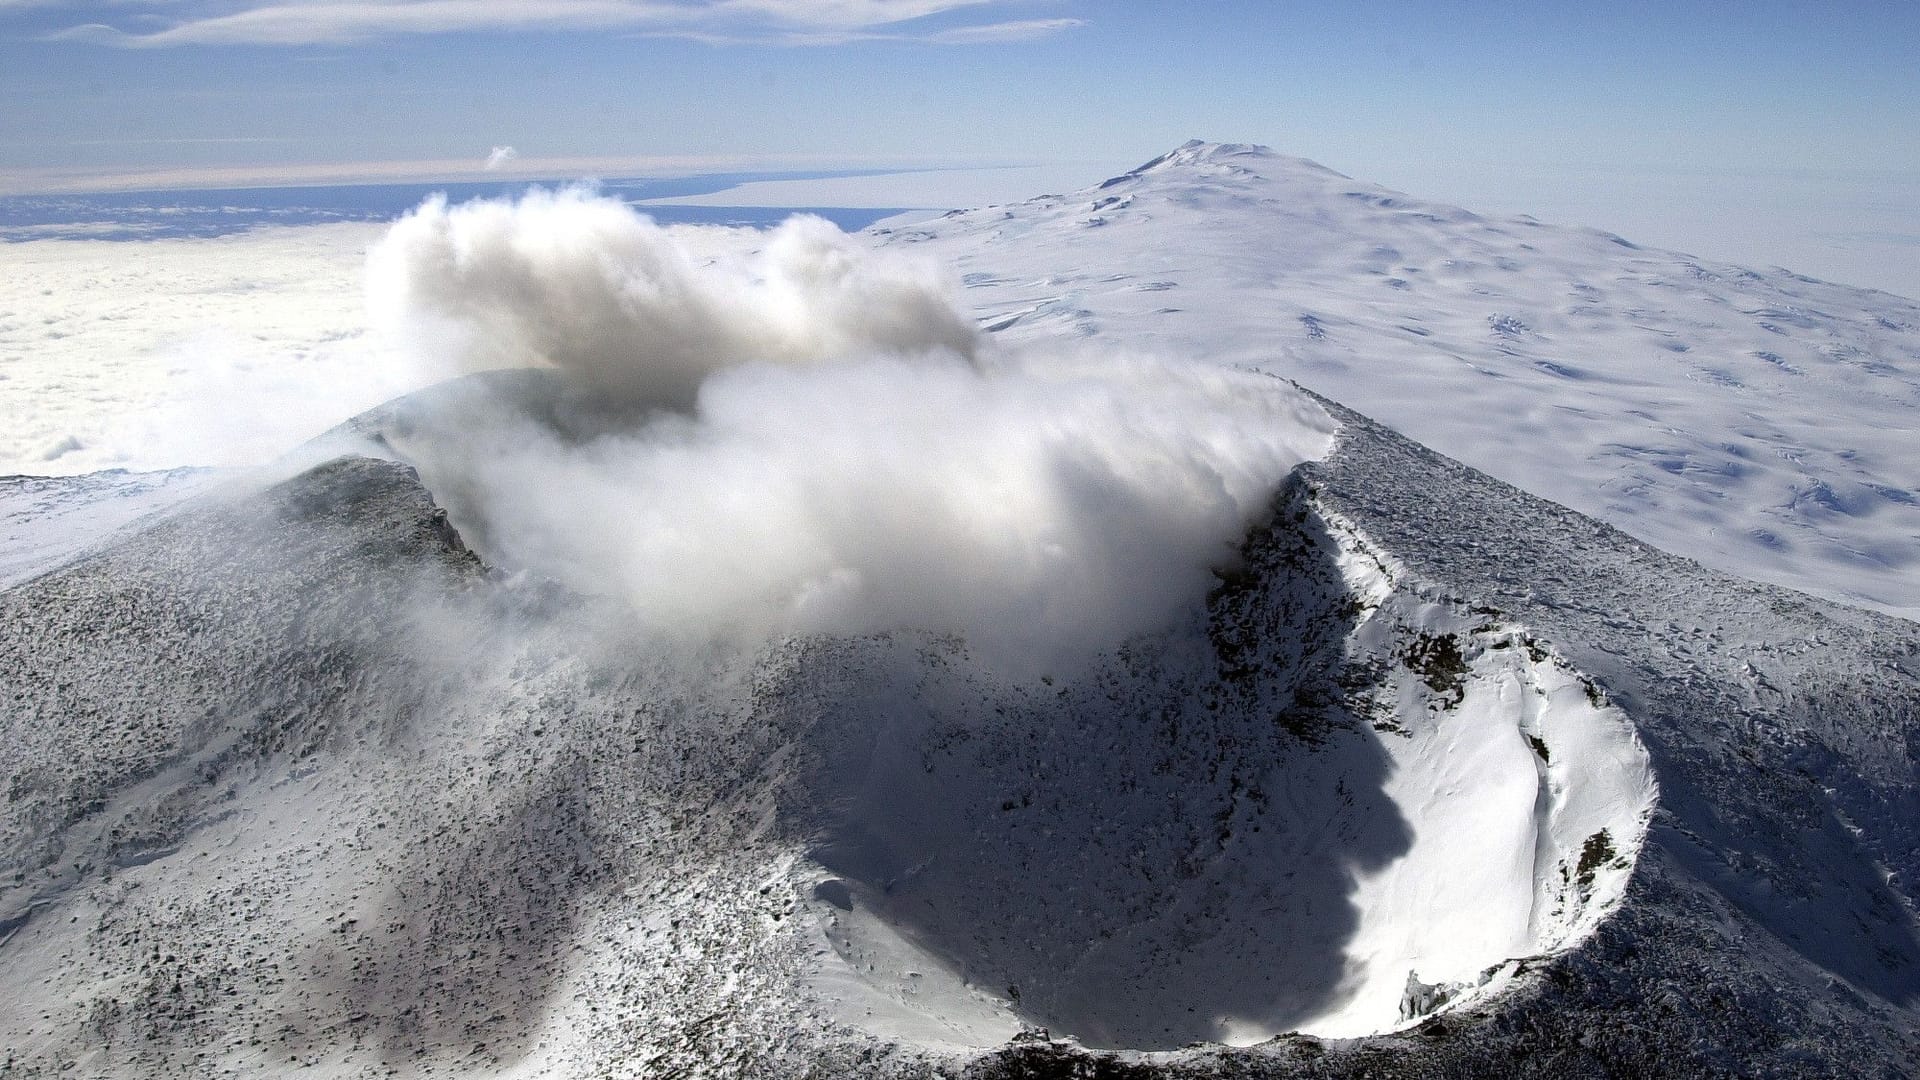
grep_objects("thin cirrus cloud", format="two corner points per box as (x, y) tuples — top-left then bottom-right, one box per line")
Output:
(651, 16), (1082, 46)
(44, 0), (1084, 47)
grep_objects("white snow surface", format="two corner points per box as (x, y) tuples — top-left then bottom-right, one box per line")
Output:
(880, 141), (1920, 620)
(0, 468), (218, 588)
(1299, 513), (1654, 1038)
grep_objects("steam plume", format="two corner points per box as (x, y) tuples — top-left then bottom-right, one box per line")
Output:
(367, 189), (978, 411)
(366, 191), (1333, 672)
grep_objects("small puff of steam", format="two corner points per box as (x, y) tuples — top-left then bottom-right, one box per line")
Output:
(365, 188), (978, 411)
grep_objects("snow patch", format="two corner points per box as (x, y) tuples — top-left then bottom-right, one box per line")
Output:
(1308, 512), (1655, 1037)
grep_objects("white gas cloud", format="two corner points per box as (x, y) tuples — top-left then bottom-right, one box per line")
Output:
(483, 145), (518, 171)
(364, 189), (1334, 673)
(47, 0), (1083, 47)
(367, 189), (978, 409)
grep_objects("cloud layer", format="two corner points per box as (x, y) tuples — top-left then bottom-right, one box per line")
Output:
(365, 190), (1333, 672)
(47, 0), (1082, 47)
(0, 222), (416, 476)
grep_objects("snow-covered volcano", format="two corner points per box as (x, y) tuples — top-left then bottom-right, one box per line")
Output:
(885, 141), (1920, 620)
(323, 370), (1657, 1050)
(1, 144), (1917, 1077)
(0, 378), (1661, 1070)
(4, 373), (1915, 1077)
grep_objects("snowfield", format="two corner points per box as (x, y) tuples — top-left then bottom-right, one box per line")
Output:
(884, 141), (1920, 620)
(1, 143), (1917, 1077)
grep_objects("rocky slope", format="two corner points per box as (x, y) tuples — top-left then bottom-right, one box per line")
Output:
(1, 374), (1913, 1077)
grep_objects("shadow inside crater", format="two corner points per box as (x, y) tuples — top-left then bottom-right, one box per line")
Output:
(783, 480), (1415, 1049)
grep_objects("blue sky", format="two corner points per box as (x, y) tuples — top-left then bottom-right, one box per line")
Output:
(2, 1), (1917, 291)
(4, 1), (1915, 180)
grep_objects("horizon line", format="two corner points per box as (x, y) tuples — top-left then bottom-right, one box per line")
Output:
(0, 152), (1035, 198)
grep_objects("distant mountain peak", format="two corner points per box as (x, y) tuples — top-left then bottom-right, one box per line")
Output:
(1100, 140), (1351, 189)
(1159, 139), (1274, 164)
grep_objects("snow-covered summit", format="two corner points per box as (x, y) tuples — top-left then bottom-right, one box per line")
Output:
(1099, 140), (1348, 186)
(889, 142), (1920, 619)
